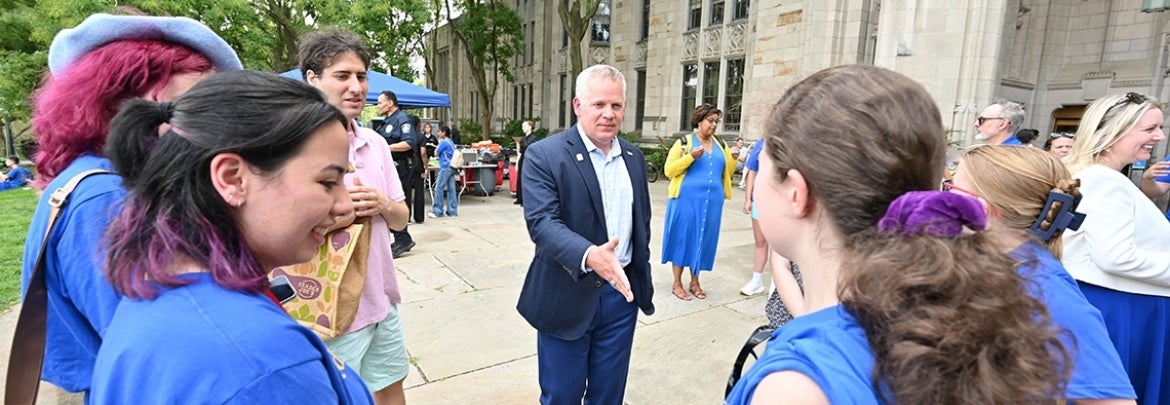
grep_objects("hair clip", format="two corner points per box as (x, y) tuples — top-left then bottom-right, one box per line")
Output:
(1028, 191), (1086, 241)
(878, 191), (987, 238)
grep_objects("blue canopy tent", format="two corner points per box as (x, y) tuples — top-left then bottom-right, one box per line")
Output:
(280, 69), (451, 109)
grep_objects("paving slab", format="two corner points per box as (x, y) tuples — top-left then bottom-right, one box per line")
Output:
(399, 285), (535, 382)
(403, 355), (540, 404)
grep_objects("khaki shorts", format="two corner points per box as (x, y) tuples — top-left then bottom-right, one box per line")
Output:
(324, 305), (410, 391)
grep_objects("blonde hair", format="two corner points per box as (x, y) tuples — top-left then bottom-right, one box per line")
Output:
(960, 145), (1080, 259)
(1065, 92), (1165, 173)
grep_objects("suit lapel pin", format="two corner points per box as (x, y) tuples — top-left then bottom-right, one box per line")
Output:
(626, 151), (633, 156)
(576, 153), (584, 162)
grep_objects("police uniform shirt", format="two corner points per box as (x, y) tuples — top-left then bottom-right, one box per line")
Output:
(379, 109), (417, 161)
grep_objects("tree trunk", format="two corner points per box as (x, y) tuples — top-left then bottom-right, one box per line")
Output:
(558, 0), (600, 86)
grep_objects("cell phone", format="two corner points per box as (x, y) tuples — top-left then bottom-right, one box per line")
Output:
(269, 275), (296, 304)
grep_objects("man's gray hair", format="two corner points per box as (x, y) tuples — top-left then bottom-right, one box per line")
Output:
(990, 98), (1025, 135)
(575, 64), (626, 100)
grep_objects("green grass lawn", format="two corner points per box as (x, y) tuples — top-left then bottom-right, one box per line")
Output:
(0, 187), (37, 309)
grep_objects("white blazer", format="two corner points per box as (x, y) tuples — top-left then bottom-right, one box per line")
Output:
(1062, 164), (1170, 297)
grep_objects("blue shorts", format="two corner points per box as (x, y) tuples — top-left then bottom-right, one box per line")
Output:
(325, 305), (410, 391)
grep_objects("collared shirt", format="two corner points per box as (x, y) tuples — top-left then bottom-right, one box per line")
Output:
(577, 124), (635, 271)
(345, 125), (406, 332)
(1001, 134), (1023, 145)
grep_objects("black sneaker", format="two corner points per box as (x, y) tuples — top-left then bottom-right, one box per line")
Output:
(392, 240), (416, 258)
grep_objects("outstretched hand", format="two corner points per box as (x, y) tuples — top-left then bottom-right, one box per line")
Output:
(585, 238), (633, 302)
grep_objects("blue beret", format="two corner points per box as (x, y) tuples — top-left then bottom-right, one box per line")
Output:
(48, 13), (243, 74)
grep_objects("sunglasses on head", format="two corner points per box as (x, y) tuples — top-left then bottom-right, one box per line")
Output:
(1050, 132), (1075, 140)
(1114, 92), (1149, 108)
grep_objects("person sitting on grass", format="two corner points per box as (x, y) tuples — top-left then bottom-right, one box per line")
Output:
(0, 155), (31, 191)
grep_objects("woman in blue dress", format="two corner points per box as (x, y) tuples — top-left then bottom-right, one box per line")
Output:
(726, 65), (1069, 404)
(662, 103), (735, 300)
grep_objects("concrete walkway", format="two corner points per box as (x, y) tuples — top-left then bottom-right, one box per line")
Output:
(2, 179), (773, 404)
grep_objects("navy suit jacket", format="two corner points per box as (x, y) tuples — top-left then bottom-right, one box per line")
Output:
(517, 126), (655, 340)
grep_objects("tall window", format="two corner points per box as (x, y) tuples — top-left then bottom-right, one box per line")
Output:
(641, 0), (651, 40)
(702, 61), (720, 108)
(732, 0), (750, 20)
(562, 29), (569, 49)
(710, 0), (725, 26)
(858, 0), (879, 64)
(592, 0), (612, 43)
(636, 69), (647, 130)
(688, 0), (702, 30)
(527, 85), (533, 119)
(723, 58), (744, 131)
(528, 24), (535, 65)
(559, 74), (568, 127)
(513, 85), (520, 119)
(681, 63), (698, 130)
(471, 91), (479, 122)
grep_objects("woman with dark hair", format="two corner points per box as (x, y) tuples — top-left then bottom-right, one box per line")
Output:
(953, 145), (1135, 403)
(431, 125), (458, 217)
(1063, 92), (1170, 403)
(727, 65), (1068, 404)
(661, 103), (735, 300)
(19, 13), (241, 397)
(93, 70), (371, 403)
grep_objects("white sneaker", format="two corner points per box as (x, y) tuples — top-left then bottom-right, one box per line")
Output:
(740, 280), (765, 296)
(427, 212), (438, 218)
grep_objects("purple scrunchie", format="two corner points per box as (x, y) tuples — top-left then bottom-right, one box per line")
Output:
(877, 191), (987, 238)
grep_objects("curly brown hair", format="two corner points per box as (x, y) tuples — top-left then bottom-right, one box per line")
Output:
(763, 65), (1069, 403)
(690, 103), (722, 128)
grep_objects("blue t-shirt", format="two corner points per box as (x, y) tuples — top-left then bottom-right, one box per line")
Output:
(436, 138), (454, 169)
(20, 155), (124, 393)
(1, 165), (31, 189)
(1001, 135), (1024, 145)
(91, 274), (373, 404)
(745, 141), (763, 172)
(1011, 242), (1136, 400)
(726, 306), (881, 405)
(727, 243), (1136, 403)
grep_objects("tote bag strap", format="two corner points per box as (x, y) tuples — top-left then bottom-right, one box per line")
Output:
(6, 169), (113, 405)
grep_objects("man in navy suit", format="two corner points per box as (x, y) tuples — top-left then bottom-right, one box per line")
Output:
(517, 64), (655, 404)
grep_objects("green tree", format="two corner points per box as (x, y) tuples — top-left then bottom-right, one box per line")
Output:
(558, 0), (600, 86)
(0, 0), (432, 124)
(445, 0), (523, 141)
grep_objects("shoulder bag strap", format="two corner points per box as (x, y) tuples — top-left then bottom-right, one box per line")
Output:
(5, 169), (113, 405)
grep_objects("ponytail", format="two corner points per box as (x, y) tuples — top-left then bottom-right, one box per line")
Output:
(105, 99), (171, 189)
(1034, 179), (1082, 259)
(843, 191), (1069, 403)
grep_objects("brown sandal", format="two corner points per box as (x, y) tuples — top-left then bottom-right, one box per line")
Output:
(689, 285), (707, 300)
(672, 285), (693, 301)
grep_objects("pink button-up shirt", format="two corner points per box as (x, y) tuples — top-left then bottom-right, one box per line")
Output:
(344, 127), (405, 333)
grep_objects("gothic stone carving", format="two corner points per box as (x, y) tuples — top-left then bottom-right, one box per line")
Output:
(684, 31), (699, 60)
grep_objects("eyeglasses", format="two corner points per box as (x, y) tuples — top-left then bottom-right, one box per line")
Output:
(706, 118), (721, 125)
(975, 116), (1005, 126)
(940, 179), (972, 194)
(940, 179), (1002, 218)
(1050, 132), (1075, 140)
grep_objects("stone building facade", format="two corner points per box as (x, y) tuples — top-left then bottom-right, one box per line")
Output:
(428, 0), (1170, 151)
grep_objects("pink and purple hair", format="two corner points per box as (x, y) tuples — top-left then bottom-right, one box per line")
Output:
(30, 39), (213, 187)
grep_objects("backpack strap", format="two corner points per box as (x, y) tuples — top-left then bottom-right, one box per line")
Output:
(725, 324), (777, 398)
(6, 169), (114, 405)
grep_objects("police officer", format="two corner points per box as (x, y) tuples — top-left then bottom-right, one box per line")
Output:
(377, 90), (417, 257)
